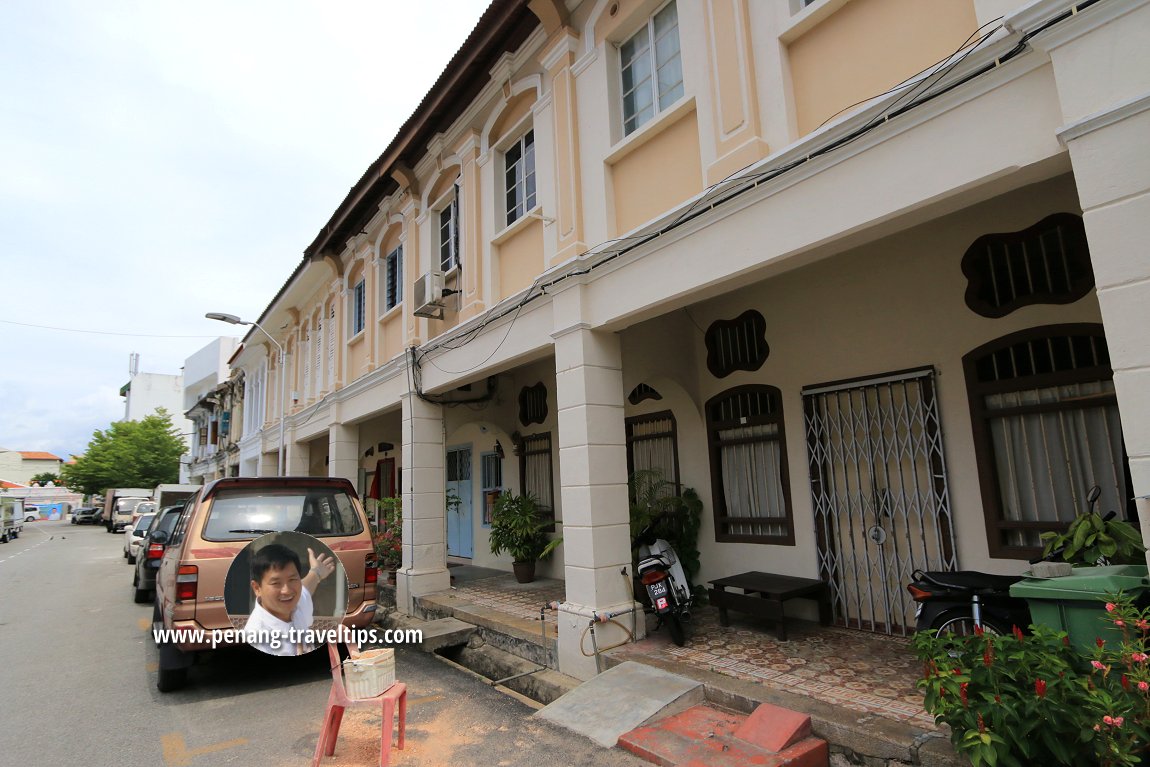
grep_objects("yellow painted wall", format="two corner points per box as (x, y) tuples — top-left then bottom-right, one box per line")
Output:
(788, 0), (978, 136)
(382, 314), (403, 364)
(497, 218), (544, 301)
(610, 110), (704, 235)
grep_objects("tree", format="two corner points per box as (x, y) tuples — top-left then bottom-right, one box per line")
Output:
(60, 409), (185, 496)
(29, 472), (59, 486)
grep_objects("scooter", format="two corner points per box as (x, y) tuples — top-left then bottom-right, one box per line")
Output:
(634, 516), (693, 646)
(907, 486), (1110, 636)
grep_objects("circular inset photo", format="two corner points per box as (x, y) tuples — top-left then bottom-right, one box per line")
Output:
(224, 531), (349, 656)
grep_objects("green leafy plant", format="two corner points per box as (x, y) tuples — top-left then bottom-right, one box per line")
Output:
(488, 492), (561, 563)
(367, 496), (402, 570)
(628, 469), (703, 585)
(916, 593), (1150, 766)
(1041, 511), (1146, 566)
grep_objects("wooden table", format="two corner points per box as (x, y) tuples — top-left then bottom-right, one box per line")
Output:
(708, 571), (832, 641)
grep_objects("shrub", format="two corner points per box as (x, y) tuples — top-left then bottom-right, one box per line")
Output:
(916, 594), (1150, 766)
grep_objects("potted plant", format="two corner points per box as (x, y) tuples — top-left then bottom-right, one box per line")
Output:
(1040, 487), (1146, 567)
(488, 492), (561, 583)
(367, 497), (402, 583)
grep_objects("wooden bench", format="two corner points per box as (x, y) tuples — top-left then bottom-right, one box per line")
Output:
(708, 571), (832, 641)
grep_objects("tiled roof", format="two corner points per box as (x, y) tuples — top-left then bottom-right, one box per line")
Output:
(1, 480), (28, 489)
(19, 452), (62, 461)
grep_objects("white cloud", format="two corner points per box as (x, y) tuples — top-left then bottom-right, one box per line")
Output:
(0, 0), (492, 458)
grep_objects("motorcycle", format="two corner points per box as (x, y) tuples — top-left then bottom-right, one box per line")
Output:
(907, 486), (1111, 636)
(634, 515), (693, 646)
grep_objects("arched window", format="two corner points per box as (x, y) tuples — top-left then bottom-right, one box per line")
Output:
(706, 385), (793, 544)
(964, 324), (1132, 559)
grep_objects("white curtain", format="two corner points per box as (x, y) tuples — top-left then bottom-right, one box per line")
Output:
(718, 424), (786, 537)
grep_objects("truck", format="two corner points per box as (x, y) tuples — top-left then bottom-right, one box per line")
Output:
(152, 484), (200, 512)
(103, 488), (153, 532)
(1, 498), (25, 542)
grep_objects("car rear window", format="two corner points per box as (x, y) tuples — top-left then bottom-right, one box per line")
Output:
(201, 487), (363, 541)
(134, 514), (155, 532)
(154, 508), (182, 534)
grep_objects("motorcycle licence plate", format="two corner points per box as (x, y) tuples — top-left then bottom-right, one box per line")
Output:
(647, 579), (669, 601)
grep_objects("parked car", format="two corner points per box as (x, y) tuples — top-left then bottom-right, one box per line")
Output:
(123, 513), (156, 564)
(110, 496), (150, 533)
(152, 477), (378, 691)
(71, 507), (103, 525)
(133, 505), (185, 604)
(23, 505), (39, 521)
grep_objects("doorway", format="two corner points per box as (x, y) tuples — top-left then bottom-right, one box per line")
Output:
(803, 368), (957, 635)
(446, 445), (474, 558)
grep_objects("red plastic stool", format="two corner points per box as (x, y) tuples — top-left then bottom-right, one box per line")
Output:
(312, 642), (406, 767)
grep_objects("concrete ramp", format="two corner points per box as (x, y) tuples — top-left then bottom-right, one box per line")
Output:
(534, 661), (705, 747)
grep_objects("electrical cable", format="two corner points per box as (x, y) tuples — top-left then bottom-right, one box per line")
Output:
(0, 319), (219, 339)
(408, 2), (1091, 389)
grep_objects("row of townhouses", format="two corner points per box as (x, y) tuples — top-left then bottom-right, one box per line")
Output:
(183, 0), (1150, 679)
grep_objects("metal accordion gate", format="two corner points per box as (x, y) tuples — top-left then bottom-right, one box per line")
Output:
(803, 367), (958, 635)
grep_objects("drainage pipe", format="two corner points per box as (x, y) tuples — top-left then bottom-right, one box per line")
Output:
(487, 601), (556, 687)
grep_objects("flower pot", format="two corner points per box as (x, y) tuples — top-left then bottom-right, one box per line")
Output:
(512, 561), (536, 584)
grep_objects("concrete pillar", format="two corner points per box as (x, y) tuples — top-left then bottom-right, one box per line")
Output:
(285, 440), (310, 477)
(258, 452), (277, 477)
(552, 320), (643, 680)
(395, 392), (450, 614)
(540, 29), (587, 266)
(1026, 0), (1150, 540)
(328, 423), (360, 485)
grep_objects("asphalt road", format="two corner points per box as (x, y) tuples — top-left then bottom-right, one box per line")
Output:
(0, 520), (644, 767)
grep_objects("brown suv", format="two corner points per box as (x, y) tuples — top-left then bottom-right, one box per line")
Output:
(151, 477), (378, 691)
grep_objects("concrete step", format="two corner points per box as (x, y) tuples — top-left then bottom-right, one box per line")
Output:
(535, 661), (705, 748)
(415, 617), (477, 652)
(618, 704), (828, 767)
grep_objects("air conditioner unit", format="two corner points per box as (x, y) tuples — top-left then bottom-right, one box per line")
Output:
(413, 271), (446, 319)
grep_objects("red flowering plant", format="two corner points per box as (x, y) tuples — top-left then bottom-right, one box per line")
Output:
(915, 592), (1150, 767)
(366, 496), (402, 571)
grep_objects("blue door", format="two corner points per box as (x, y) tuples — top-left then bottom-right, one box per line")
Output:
(446, 446), (473, 558)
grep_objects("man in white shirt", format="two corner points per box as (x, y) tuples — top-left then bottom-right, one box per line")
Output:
(244, 542), (335, 656)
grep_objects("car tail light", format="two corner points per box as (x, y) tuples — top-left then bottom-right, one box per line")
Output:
(640, 569), (667, 585)
(364, 554), (378, 585)
(907, 584), (932, 602)
(176, 565), (198, 601)
(146, 543), (165, 560)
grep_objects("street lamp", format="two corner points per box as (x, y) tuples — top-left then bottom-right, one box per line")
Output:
(206, 312), (287, 477)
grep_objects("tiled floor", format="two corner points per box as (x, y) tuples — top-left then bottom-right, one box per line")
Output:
(614, 606), (936, 728)
(443, 571), (935, 729)
(451, 572), (566, 624)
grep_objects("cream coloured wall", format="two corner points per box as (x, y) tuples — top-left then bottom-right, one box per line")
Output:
(787, 0), (979, 136)
(618, 176), (1099, 590)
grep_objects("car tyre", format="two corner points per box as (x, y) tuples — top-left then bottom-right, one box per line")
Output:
(156, 666), (187, 692)
(133, 586), (150, 604)
(127, 553), (136, 565)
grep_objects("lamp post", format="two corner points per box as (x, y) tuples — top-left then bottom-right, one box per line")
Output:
(206, 312), (286, 477)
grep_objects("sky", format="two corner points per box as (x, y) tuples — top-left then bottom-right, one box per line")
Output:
(0, 0), (493, 462)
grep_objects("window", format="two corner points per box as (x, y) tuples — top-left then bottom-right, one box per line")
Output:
(964, 324), (1131, 559)
(439, 185), (460, 272)
(628, 383), (663, 405)
(962, 213), (1093, 318)
(504, 130), (536, 226)
(519, 433), (554, 530)
(351, 278), (366, 336)
(620, 2), (683, 136)
(481, 452), (503, 526)
(384, 245), (403, 312)
(706, 386), (793, 544)
(626, 411), (679, 487)
(705, 310), (770, 378)
(518, 382), (548, 426)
